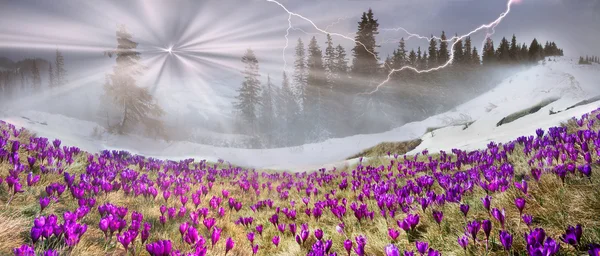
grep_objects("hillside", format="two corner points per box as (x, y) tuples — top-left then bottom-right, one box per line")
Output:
(2, 57), (600, 171)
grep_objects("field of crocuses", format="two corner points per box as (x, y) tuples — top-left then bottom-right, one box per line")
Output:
(1, 109), (600, 256)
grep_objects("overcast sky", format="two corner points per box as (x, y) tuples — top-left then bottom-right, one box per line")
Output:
(1, 0), (599, 105)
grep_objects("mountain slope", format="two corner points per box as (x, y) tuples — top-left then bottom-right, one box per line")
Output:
(3, 57), (600, 171)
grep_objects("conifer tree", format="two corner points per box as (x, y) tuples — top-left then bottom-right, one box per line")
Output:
(324, 34), (336, 89)
(392, 38), (407, 69)
(259, 75), (274, 145)
(520, 44), (529, 62)
(48, 63), (55, 88)
(351, 9), (380, 83)
(54, 49), (67, 87)
(438, 31), (450, 65)
(472, 47), (481, 65)
(482, 38), (495, 65)
(528, 38), (542, 62)
(305, 36), (326, 140)
(103, 25), (165, 135)
(293, 38), (307, 108)
(234, 48), (262, 135)
(509, 34), (519, 62)
(463, 36), (472, 64)
(496, 37), (510, 63)
(408, 49), (417, 67)
(452, 34), (463, 65)
(428, 36), (438, 65)
(31, 60), (41, 91)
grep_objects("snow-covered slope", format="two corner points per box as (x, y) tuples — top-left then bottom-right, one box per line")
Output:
(3, 57), (600, 171)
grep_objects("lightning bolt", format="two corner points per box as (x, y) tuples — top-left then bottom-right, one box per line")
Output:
(267, 0), (519, 95)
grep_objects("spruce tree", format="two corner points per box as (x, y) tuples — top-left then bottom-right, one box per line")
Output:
(293, 38), (307, 108)
(463, 36), (472, 65)
(520, 44), (529, 62)
(324, 34), (336, 89)
(438, 31), (450, 65)
(259, 75), (274, 145)
(234, 48), (262, 135)
(55, 49), (67, 87)
(496, 37), (510, 63)
(48, 63), (55, 88)
(351, 9), (380, 84)
(428, 36), (438, 66)
(482, 38), (495, 65)
(103, 24), (165, 135)
(392, 38), (407, 69)
(528, 38), (541, 62)
(452, 34), (464, 65)
(280, 71), (299, 144)
(306, 36), (326, 140)
(472, 47), (481, 65)
(509, 34), (519, 62)
(416, 47), (422, 68)
(31, 60), (41, 91)
(408, 49), (417, 67)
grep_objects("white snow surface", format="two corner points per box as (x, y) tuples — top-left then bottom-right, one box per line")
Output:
(3, 58), (600, 171)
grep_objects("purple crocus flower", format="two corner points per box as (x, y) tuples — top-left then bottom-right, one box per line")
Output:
(415, 241), (428, 255)
(256, 224), (263, 235)
(491, 208), (506, 229)
(13, 244), (35, 256)
(272, 235), (280, 247)
(499, 230), (513, 251)
(482, 219), (492, 241)
(39, 197), (50, 212)
(432, 210), (443, 225)
(314, 229), (323, 240)
(459, 204), (469, 217)
(343, 239), (353, 255)
(560, 224), (582, 246)
(515, 198), (526, 215)
(458, 235), (469, 250)
(588, 243), (600, 256)
(522, 214), (533, 227)
(466, 220), (480, 241)
(247, 232), (255, 244)
(481, 196), (491, 213)
(388, 228), (400, 241)
(385, 244), (401, 256)
(211, 227), (222, 248)
(146, 240), (172, 256)
(225, 237), (235, 255)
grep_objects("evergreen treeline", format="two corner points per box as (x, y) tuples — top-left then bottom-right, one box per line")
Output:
(0, 50), (68, 102)
(233, 8), (565, 148)
(579, 55), (599, 65)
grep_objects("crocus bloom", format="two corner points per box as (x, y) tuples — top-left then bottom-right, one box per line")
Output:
(385, 244), (401, 256)
(211, 227), (221, 248)
(272, 235), (280, 247)
(561, 224), (582, 246)
(588, 243), (600, 256)
(458, 235), (468, 250)
(514, 198), (526, 215)
(225, 237), (235, 255)
(247, 232), (255, 244)
(432, 210), (443, 225)
(499, 231), (513, 251)
(481, 196), (491, 213)
(482, 219), (492, 241)
(146, 240), (172, 256)
(388, 228), (400, 241)
(522, 214), (533, 227)
(415, 241), (428, 255)
(314, 229), (323, 240)
(491, 208), (506, 229)
(344, 239), (353, 256)
(459, 204), (469, 217)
